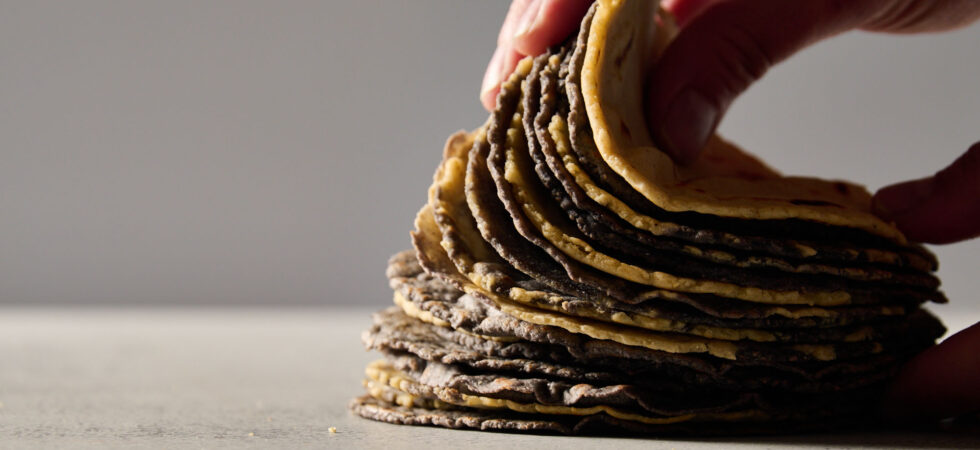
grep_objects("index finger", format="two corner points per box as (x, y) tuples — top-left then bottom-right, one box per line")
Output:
(511, 0), (595, 56)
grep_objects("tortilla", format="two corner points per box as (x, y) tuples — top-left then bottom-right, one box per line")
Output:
(389, 248), (928, 346)
(378, 356), (755, 415)
(563, 4), (937, 270)
(352, 0), (949, 436)
(533, 55), (937, 288)
(355, 359), (883, 435)
(478, 39), (942, 306)
(349, 394), (869, 435)
(364, 359), (766, 422)
(392, 243), (944, 367)
(365, 305), (922, 393)
(499, 107), (937, 306)
(581, 0), (912, 242)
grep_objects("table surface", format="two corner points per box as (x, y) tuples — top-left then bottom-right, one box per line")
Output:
(1, 307), (977, 449)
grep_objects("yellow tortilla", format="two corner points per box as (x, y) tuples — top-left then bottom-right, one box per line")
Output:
(365, 359), (769, 424)
(414, 204), (848, 361)
(504, 109), (852, 307)
(426, 126), (848, 342)
(547, 115), (923, 270)
(582, 0), (906, 242)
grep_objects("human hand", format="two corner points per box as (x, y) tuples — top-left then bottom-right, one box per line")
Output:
(481, 0), (980, 240)
(481, 0), (980, 423)
(876, 142), (980, 423)
(480, 0), (980, 163)
(881, 319), (980, 424)
(481, 0), (980, 243)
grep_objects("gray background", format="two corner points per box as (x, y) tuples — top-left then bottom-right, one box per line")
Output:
(1, 1), (977, 310)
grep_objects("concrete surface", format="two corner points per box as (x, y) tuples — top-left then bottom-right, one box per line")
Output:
(1, 307), (976, 449)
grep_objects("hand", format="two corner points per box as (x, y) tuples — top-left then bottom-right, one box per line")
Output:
(875, 142), (980, 423)
(874, 143), (980, 245)
(480, 0), (980, 242)
(881, 320), (980, 424)
(481, 0), (980, 423)
(480, 0), (980, 163)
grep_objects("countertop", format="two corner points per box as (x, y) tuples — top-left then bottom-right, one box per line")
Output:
(1, 307), (977, 449)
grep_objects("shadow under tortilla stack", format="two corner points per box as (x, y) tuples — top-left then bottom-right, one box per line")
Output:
(350, 0), (946, 435)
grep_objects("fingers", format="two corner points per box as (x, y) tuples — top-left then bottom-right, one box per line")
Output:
(483, 0), (980, 144)
(480, 47), (526, 111)
(873, 143), (980, 244)
(481, 0), (592, 111)
(512, 0), (595, 56)
(497, 0), (537, 46)
(646, 0), (873, 164)
(647, 0), (980, 164)
(881, 321), (980, 422)
(481, 0), (538, 111)
(480, 0), (722, 113)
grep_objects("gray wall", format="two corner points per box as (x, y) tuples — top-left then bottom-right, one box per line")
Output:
(2, 1), (977, 311)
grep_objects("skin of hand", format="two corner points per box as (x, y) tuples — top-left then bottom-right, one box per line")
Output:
(481, 0), (980, 423)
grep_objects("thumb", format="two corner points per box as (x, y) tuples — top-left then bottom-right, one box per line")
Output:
(647, 0), (874, 164)
(880, 321), (980, 422)
(873, 143), (980, 244)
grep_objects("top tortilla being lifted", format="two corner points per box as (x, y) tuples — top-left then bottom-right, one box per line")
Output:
(583, 0), (906, 243)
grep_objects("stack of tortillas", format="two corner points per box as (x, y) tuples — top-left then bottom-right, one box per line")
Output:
(350, 0), (946, 435)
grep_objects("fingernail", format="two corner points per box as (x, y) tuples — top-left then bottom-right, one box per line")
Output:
(480, 46), (505, 103)
(514, 0), (543, 39)
(660, 89), (718, 164)
(873, 178), (934, 219)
